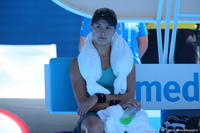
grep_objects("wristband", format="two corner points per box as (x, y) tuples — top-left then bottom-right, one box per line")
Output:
(109, 100), (121, 106)
(95, 93), (106, 103)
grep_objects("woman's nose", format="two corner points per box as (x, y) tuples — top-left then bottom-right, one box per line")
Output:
(100, 28), (106, 34)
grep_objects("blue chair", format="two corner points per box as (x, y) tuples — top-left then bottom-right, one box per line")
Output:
(45, 58), (78, 113)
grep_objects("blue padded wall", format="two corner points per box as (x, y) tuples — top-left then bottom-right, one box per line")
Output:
(0, 0), (83, 57)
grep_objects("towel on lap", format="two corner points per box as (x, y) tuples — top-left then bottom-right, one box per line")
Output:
(97, 105), (156, 133)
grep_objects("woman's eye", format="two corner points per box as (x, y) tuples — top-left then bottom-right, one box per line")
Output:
(96, 25), (101, 29)
(106, 27), (111, 30)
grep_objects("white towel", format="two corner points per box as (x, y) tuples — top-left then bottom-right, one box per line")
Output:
(126, 109), (156, 133)
(97, 104), (125, 133)
(97, 106), (156, 133)
(78, 32), (134, 96)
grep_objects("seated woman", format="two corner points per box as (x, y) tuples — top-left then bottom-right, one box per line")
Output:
(70, 8), (141, 133)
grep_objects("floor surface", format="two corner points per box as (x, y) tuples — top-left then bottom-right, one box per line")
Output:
(0, 98), (79, 133)
(0, 98), (162, 133)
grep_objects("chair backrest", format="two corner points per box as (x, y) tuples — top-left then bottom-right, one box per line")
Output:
(45, 58), (78, 113)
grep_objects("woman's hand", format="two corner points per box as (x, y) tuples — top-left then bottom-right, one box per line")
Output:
(119, 99), (141, 111)
(77, 95), (98, 117)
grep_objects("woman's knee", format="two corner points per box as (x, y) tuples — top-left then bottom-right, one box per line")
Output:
(81, 115), (104, 133)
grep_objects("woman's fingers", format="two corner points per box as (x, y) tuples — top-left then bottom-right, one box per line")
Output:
(131, 102), (140, 111)
(125, 99), (141, 111)
(130, 99), (141, 111)
(78, 102), (90, 117)
(119, 99), (141, 111)
(77, 95), (98, 117)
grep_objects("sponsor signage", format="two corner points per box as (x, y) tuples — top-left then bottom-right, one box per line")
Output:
(135, 64), (200, 109)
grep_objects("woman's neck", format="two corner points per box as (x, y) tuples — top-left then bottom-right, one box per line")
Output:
(93, 42), (111, 69)
(93, 42), (111, 57)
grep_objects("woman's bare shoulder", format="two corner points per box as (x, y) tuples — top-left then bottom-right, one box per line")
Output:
(70, 57), (78, 72)
(71, 57), (78, 65)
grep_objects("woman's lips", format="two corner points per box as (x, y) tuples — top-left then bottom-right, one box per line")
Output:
(99, 37), (106, 40)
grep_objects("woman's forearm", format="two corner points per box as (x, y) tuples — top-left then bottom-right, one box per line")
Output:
(89, 92), (134, 112)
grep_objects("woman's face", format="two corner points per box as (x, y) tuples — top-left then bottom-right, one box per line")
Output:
(91, 19), (116, 46)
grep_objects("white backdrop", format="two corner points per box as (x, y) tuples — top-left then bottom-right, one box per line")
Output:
(0, 44), (56, 98)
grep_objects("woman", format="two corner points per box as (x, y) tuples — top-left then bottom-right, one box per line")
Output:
(70, 8), (141, 133)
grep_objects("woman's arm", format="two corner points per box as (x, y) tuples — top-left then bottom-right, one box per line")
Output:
(70, 57), (98, 117)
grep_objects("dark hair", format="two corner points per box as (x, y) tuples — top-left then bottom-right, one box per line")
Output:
(91, 8), (117, 27)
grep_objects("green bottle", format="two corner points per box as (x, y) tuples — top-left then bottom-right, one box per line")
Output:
(120, 107), (136, 125)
